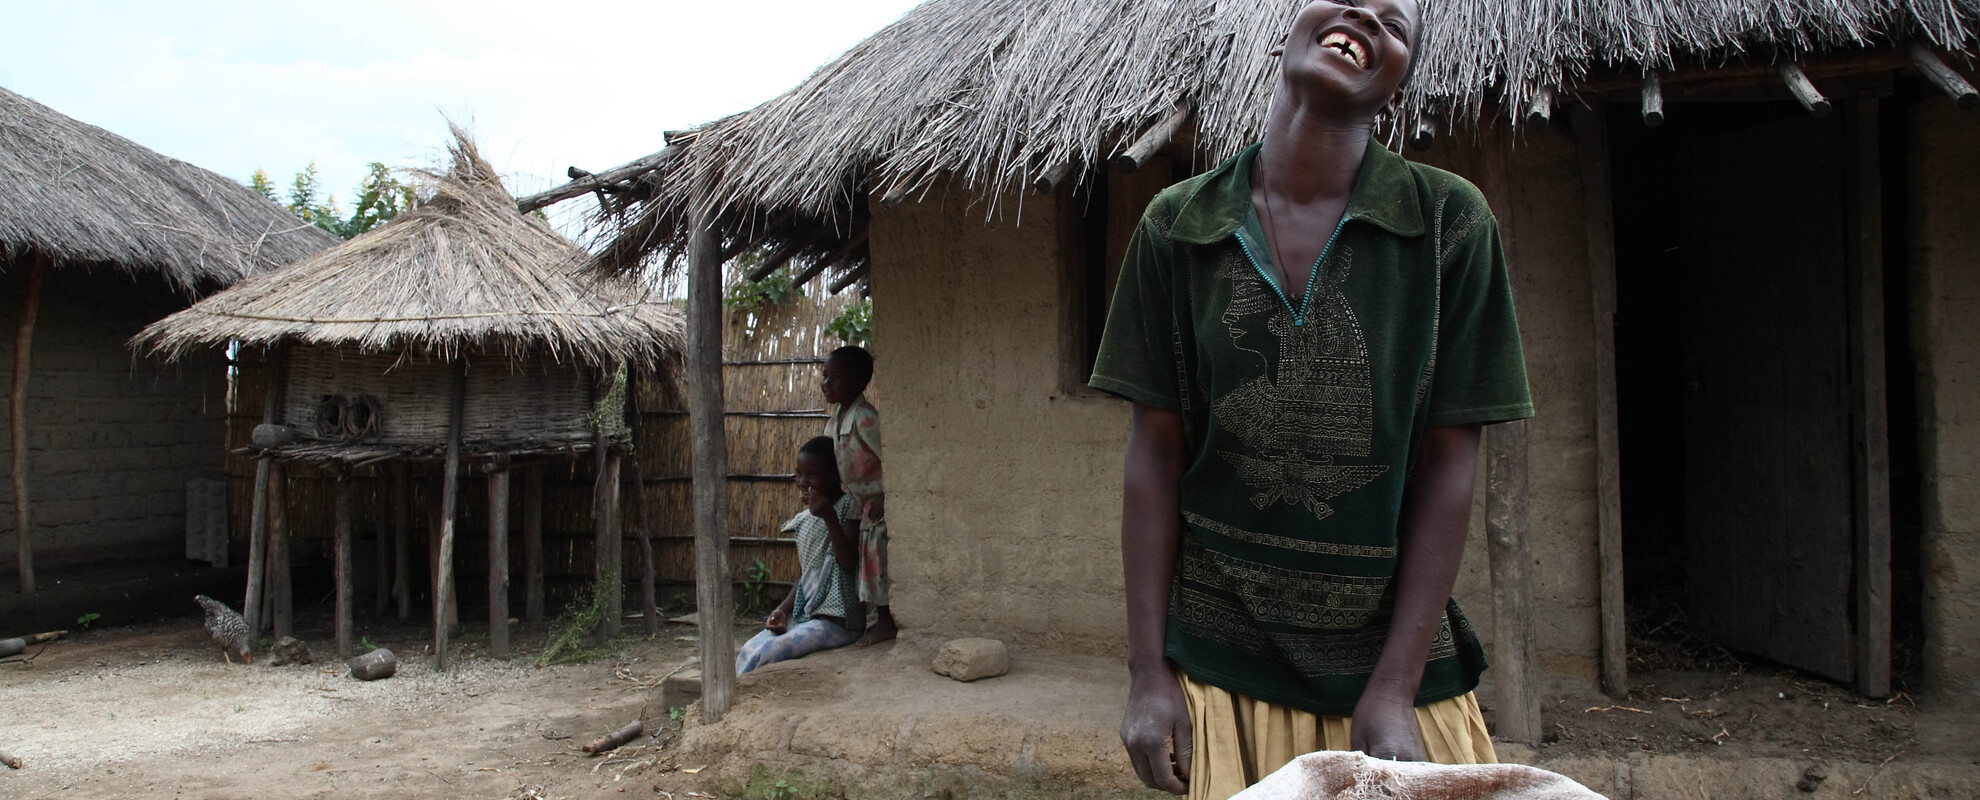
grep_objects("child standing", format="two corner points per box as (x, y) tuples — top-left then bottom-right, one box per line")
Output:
(821, 345), (896, 645)
(735, 437), (863, 674)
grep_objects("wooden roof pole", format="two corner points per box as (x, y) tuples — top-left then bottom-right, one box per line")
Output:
(1779, 62), (1833, 116)
(687, 208), (736, 722)
(1407, 116), (1437, 151)
(10, 254), (44, 594)
(1640, 73), (1666, 128)
(792, 231), (869, 289)
(1034, 161), (1075, 195)
(515, 146), (679, 214)
(828, 262), (872, 295)
(1907, 42), (1980, 110)
(1116, 102), (1192, 172)
(1525, 87), (1555, 126)
(434, 360), (466, 669)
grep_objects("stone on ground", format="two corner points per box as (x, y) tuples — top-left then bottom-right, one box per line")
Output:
(931, 637), (1010, 682)
(349, 648), (398, 680)
(659, 667), (702, 712)
(268, 636), (314, 666)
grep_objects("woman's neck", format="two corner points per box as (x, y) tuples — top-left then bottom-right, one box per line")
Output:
(1255, 86), (1375, 203)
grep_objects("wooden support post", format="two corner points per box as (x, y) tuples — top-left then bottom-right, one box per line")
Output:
(1525, 87), (1554, 127)
(592, 391), (623, 640)
(9, 254), (44, 594)
(1907, 42), (1980, 110)
(626, 371), (660, 635)
(1115, 102), (1192, 172)
(373, 479), (390, 617)
(334, 470), (354, 658)
(1640, 73), (1665, 128)
(1779, 62), (1833, 117)
(523, 465), (545, 624)
(1473, 123), (1541, 744)
(435, 360), (466, 669)
(828, 263), (871, 295)
(488, 460), (511, 658)
(243, 348), (282, 635)
(687, 208), (736, 722)
(1573, 105), (1629, 699)
(1846, 97), (1892, 699)
(391, 461), (410, 621)
(268, 461), (292, 638)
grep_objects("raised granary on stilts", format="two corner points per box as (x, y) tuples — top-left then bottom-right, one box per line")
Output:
(0, 85), (335, 597)
(135, 128), (684, 666)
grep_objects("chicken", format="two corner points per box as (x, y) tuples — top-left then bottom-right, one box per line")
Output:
(194, 594), (252, 664)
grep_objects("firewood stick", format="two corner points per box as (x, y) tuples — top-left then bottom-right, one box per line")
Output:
(1, 748), (23, 769)
(583, 721), (642, 755)
(0, 631), (65, 658)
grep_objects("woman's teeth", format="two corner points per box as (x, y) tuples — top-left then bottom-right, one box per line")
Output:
(1319, 32), (1367, 69)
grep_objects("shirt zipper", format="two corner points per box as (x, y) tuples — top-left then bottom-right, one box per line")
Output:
(1235, 215), (1351, 327)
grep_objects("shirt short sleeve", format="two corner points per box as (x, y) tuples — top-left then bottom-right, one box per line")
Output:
(1089, 207), (1184, 409)
(1427, 213), (1535, 426)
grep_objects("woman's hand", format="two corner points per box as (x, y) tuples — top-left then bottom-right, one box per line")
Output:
(1350, 687), (1427, 761)
(764, 608), (790, 635)
(1121, 665), (1192, 794)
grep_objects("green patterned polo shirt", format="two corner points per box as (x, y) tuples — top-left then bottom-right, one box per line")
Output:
(1089, 139), (1534, 716)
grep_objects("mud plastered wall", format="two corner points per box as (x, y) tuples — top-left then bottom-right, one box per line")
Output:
(1414, 130), (1605, 689)
(1910, 96), (1980, 708)
(0, 265), (227, 571)
(869, 185), (1132, 656)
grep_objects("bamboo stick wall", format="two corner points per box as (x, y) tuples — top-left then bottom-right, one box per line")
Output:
(223, 285), (861, 614)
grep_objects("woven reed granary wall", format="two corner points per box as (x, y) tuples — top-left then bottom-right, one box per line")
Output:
(224, 287), (860, 614)
(281, 346), (592, 447)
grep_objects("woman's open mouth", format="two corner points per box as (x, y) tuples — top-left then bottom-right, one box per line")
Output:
(1319, 31), (1369, 70)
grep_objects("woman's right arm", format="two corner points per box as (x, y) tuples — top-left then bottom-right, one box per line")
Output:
(1120, 403), (1191, 795)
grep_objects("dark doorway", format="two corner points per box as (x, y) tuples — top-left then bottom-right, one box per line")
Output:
(1610, 101), (1892, 685)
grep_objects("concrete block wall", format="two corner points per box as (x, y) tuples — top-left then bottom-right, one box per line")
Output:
(0, 262), (228, 573)
(1908, 96), (1980, 709)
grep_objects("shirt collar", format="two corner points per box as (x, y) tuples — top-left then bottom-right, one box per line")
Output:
(1167, 138), (1425, 245)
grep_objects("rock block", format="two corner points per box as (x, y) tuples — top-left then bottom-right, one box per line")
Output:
(269, 636), (315, 666)
(931, 638), (1011, 682)
(660, 667), (703, 712)
(349, 648), (398, 680)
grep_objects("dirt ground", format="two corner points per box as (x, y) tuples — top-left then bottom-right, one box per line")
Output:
(0, 611), (745, 800)
(4, 608), (1970, 799)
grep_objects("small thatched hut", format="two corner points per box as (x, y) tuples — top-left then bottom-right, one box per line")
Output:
(528, 0), (1980, 724)
(0, 85), (337, 594)
(137, 131), (685, 664)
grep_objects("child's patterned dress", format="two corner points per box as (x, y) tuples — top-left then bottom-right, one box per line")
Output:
(826, 395), (887, 606)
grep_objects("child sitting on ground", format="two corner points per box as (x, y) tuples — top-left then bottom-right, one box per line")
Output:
(821, 345), (896, 645)
(735, 437), (864, 675)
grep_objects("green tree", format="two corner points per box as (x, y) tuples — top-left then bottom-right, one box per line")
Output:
(248, 161), (415, 240)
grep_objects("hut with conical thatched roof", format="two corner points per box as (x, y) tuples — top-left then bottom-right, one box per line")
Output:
(526, 0), (1980, 724)
(137, 130), (685, 664)
(0, 85), (338, 594)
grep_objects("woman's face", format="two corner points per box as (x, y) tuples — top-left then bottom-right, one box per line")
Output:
(1278, 0), (1421, 113)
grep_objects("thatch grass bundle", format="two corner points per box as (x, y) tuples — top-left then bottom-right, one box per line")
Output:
(588, 0), (1976, 274)
(0, 85), (337, 287)
(136, 126), (684, 367)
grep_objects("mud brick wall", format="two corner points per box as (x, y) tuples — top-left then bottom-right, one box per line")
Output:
(1909, 96), (1980, 709)
(0, 263), (228, 572)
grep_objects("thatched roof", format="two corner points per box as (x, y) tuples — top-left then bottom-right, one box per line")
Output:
(572, 0), (1976, 276)
(136, 129), (684, 367)
(0, 85), (338, 289)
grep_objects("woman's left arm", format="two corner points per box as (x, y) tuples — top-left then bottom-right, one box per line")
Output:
(1351, 423), (1483, 761)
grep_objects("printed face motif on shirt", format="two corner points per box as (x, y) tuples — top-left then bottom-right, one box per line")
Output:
(1211, 242), (1389, 520)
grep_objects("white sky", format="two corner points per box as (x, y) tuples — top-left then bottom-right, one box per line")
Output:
(1, 0), (925, 232)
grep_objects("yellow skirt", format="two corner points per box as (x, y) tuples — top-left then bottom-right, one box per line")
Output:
(1179, 670), (1497, 800)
